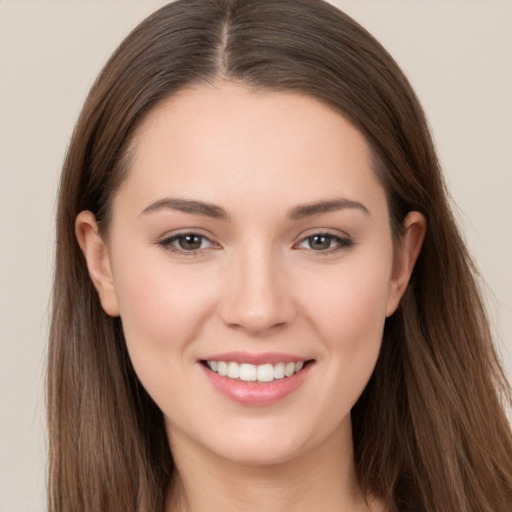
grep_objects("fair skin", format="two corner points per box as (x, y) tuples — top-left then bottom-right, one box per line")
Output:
(76, 83), (425, 512)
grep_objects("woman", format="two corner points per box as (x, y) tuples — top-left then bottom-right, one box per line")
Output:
(47, 0), (512, 511)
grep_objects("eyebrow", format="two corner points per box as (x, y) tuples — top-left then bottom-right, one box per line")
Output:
(140, 197), (368, 220)
(141, 198), (229, 219)
(288, 198), (369, 220)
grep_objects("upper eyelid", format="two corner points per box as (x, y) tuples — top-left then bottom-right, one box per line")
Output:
(295, 228), (352, 242)
(157, 228), (217, 242)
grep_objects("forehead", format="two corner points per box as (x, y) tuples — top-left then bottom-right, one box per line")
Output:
(118, 83), (386, 216)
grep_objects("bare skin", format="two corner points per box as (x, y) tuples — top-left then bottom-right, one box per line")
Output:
(166, 418), (381, 512)
(76, 83), (424, 512)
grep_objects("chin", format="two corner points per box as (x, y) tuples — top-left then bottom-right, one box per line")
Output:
(214, 441), (304, 467)
(197, 420), (325, 468)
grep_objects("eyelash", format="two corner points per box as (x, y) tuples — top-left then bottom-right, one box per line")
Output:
(157, 232), (219, 257)
(157, 231), (354, 257)
(294, 232), (354, 254)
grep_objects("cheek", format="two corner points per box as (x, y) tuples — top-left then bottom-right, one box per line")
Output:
(298, 250), (393, 394)
(302, 253), (391, 338)
(109, 242), (218, 369)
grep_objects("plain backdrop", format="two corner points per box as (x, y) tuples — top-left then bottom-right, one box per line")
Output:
(0, 1), (511, 510)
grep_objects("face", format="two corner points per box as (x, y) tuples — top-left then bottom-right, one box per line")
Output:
(77, 83), (422, 468)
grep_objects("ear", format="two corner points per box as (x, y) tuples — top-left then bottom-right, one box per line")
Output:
(75, 211), (120, 316)
(386, 211), (426, 317)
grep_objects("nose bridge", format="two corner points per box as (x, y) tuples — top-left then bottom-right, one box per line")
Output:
(219, 240), (295, 334)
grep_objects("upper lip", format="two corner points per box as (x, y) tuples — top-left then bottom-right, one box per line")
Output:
(201, 351), (311, 365)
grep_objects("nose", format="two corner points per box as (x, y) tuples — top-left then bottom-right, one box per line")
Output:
(218, 246), (296, 335)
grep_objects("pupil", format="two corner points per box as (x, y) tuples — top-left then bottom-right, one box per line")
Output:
(310, 235), (330, 250)
(180, 234), (202, 250)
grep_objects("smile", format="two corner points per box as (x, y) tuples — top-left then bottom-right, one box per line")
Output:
(200, 355), (314, 406)
(205, 360), (304, 383)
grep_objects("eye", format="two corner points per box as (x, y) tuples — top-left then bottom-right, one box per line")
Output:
(296, 232), (353, 253)
(158, 232), (218, 254)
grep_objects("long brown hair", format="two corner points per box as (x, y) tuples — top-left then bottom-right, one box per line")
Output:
(48, 1), (512, 511)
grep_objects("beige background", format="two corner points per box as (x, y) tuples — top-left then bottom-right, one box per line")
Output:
(0, 1), (510, 510)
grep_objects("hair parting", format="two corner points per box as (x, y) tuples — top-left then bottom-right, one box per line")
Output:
(48, 1), (512, 511)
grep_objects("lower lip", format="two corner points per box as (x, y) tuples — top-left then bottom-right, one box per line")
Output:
(200, 362), (313, 406)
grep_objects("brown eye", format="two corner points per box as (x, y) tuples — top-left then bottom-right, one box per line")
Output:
(158, 232), (215, 254)
(177, 234), (204, 250)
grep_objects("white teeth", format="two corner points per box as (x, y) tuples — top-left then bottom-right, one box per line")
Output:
(274, 362), (285, 379)
(217, 361), (228, 376)
(206, 360), (306, 382)
(284, 362), (295, 377)
(256, 364), (274, 382)
(227, 362), (240, 379)
(239, 363), (257, 382)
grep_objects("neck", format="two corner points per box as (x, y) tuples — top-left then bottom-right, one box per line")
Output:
(166, 421), (375, 512)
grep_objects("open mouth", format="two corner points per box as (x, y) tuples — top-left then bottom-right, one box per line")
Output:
(201, 359), (314, 383)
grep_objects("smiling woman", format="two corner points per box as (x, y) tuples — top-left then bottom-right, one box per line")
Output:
(48, 1), (512, 512)
(75, 86), (424, 479)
